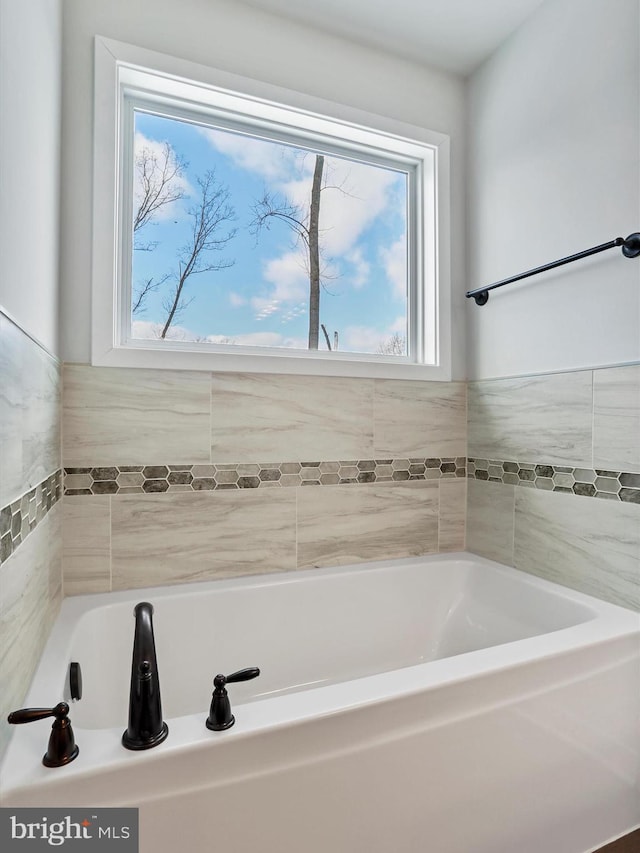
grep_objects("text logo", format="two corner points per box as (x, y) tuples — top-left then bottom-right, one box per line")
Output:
(0, 809), (138, 850)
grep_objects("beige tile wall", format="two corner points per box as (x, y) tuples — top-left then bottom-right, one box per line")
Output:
(373, 379), (467, 457)
(467, 365), (640, 610)
(514, 488), (640, 610)
(466, 479), (515, 565)
(64, 366), (467, 464)
(62, 366), (467, 593)
(59, 362), (640, 610)
(210, 373), (374, 461)
(593, 365), (640, 473)
(468, 370), (593, 467)
(0, 313), (62, 761)
(63, 365), (211, 466)
(62, 496), (110, 594)
(1, 315), (60, 508)
(111, 489), (297, 589)
(437, 479), (466, 552)
(0, 506), (62, 756)
(297, 480), (439, 568)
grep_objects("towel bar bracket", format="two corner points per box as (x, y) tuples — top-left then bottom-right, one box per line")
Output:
(622, 232), (640, 258)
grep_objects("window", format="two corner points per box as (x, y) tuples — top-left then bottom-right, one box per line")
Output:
(93, 38), (451, 379)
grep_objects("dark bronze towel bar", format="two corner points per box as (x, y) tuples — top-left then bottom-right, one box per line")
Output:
(466, 232), (640, 306)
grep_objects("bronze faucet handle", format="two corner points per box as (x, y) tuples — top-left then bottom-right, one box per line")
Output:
(8, 702), (79, 767)
(207, 667), (261, 731)
(8, 702), (68, 724)
(215, 667), (261, 688)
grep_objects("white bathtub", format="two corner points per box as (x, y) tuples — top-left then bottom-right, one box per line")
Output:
(1, 553), (639, 853)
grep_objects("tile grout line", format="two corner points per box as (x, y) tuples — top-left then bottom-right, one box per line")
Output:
(591, 368), (595, 470)
(109, 495), (113, 593)
(294, 483), (299, 570)
(371, 378), (377, 460)
(436, 480), (442, 552)
(511, 480), (517, 569)
(209, 371), (213, 465)
(463, 471), (468, 551)
(464, 381), (469, 552)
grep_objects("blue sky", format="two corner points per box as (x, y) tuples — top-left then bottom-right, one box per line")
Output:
(131, 111), (408, 355)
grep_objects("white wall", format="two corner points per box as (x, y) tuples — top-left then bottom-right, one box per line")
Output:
(0, 0), (62, 356)
(466, 0), (640, 380)
(59, 0), (467, 377)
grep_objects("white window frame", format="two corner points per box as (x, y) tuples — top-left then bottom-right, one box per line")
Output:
(93, 37), (452, 381)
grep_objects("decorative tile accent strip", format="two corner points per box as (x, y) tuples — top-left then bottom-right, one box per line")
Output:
(64, 458), (467, 495)
(0, 470), (62, 565)
(468, 459), (640, 504)
(63, 458), (640, 504)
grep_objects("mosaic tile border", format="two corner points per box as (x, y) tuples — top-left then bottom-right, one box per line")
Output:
(62, 458), (640, 504)
(64, 458), (467, 495)
(468, 458), (640, 504)
(0, 470), (62, 565)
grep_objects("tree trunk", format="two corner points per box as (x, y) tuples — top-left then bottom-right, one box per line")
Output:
(160, 275), (184, 338)
(308, 155), (324, 349)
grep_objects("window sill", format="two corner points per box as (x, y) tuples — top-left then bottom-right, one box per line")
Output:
(92, 342), (452, 381)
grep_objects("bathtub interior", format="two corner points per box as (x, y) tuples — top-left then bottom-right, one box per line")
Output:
(62, 558), (597, 730)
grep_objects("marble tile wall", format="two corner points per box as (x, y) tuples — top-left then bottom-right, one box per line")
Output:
(1, 315), (61, 508)
(61, 365), (467, 593)
(467, 371), (593, 467)
(467, 365), (640, 610)
(0, 311), (63, 760)
(297, 480), (439, 569)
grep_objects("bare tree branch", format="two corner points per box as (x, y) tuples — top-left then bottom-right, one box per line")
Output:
(250, 193), (310, 247)
(160, 170), (236, 339)
(376, 332), (406, 356)
(133, 240), (159, 253)
(320, 323), (332, 351)
(134, 142), (187, 240)
(132, 273), (170, 315)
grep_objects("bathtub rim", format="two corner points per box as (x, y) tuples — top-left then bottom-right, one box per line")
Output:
(48, 549), (640, 619)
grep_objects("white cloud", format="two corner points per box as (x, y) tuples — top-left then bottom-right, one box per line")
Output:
(207, 331), (284, 347)
(379, 235), (408, 300)
(323, 161), (399, 256)
(262, 250), (309, 303)
(345, 247), (370, 288)
(277, 159), (399, 259)
(340, 320), (406, 355)
(201, 128), (402, 268)
(340, 325), (386, 354)
(251, 297), (281, 320)
(228, 292), (247, 307)
(200, 128), (302, 182)
(131, 319), (306, 349)
(280, 301), (307, 324)
(251, 297), (275, 312)
(131, 320), (196, 341)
